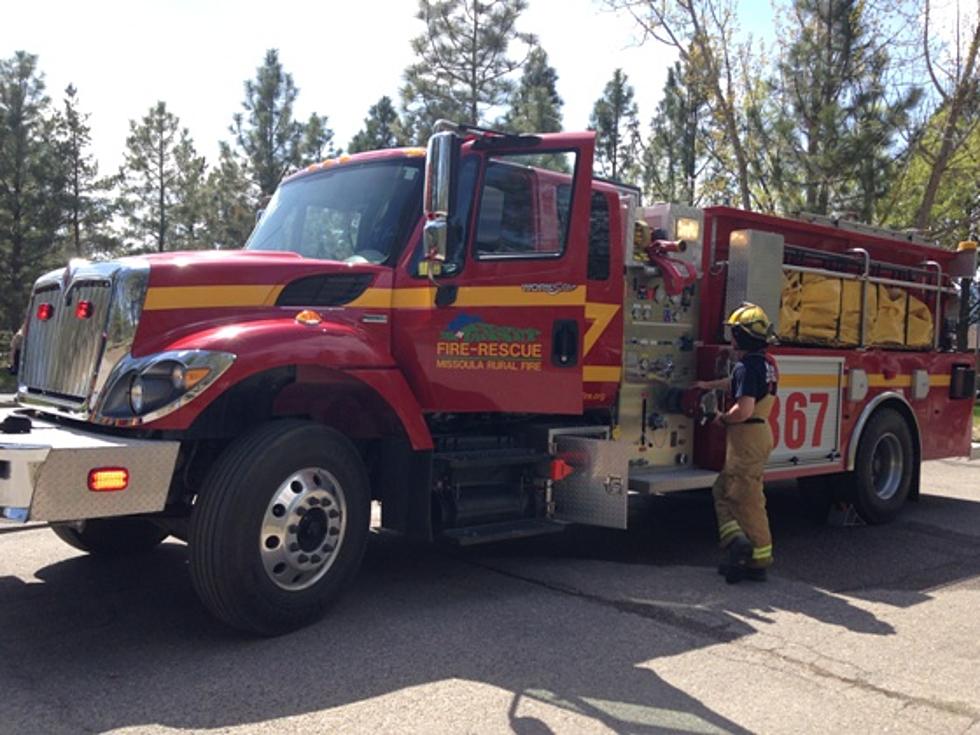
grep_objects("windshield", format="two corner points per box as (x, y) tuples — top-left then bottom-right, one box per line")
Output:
(245, 159), (424, 264)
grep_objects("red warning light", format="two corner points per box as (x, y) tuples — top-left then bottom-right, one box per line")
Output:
(75, 300), (93, 319)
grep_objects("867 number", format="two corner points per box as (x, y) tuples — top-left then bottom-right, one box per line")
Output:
(768, 391), (829, 449)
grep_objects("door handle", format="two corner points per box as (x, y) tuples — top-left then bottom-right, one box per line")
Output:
(551, 320), (579, 367)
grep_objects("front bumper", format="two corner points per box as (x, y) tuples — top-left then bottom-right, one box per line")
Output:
(0, 408), (179, 523)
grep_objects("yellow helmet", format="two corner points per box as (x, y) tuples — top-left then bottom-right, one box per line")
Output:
(726, 302), (772, 340)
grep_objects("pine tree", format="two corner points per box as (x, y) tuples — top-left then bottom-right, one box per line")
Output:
(59, 84), (119, 257)
(170, 134), (208, 250)
(349, 96), (407, 153)
(0, 52), (66, 331)
(773, 0), (920, 216)
(298, 113), (337, 165)
(401, 0), (537, 142)
(502, 47), (563, 133)
(605, 0), (755, 209)
(232, 49), (303, 197)
(643, 61), (706, 204)
(589, 68), (641, 182)
(119, 101), (188, 252)
(205, 142), (257, 251)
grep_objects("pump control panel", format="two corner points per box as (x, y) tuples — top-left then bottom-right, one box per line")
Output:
(619, 255), (700, 469)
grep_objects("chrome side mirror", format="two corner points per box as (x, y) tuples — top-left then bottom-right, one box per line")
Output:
(422, 131), (461, 274)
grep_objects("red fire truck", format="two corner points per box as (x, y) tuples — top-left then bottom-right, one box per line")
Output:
(1, 123), (975, 634)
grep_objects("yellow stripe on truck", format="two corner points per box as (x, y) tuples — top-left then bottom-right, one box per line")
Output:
(144, 285), (284, 311)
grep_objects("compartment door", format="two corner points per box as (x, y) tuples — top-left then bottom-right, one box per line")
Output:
(552, 436), (628, 529)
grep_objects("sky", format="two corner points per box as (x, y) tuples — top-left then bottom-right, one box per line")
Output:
(3, 0), (973, 180)
(0, 0), (709, 175)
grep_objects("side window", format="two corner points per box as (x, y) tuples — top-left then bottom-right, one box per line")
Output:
(588, 191), (610, 281)
(474, 151), (576, 259)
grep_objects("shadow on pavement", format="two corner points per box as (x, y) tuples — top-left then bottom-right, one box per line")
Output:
(1, 480), (979, 733)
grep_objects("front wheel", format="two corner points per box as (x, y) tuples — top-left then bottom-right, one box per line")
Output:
(850, 408), (914, 524)
(189, 420), (370, 635)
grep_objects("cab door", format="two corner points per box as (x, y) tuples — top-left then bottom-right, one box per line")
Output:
(393, 133), (595, 414)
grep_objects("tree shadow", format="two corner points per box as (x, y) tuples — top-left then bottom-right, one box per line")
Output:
(2, 479), (978, 733)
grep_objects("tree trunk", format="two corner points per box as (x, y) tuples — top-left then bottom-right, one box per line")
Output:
(915, 21), (980, 231)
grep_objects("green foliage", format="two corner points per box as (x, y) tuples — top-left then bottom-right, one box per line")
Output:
(767, 0), (921, 217)
(119, 101), (200, 253)
(401, 0), (536, 142)
(589, 68), (641, 182)
(348, 97), (407, 153)
(205, 142), (258, 250)
(501, 47), (563, 134)
(232, 49), (303, 197)
(643, 60), (706, 204)
(881, 105), (980, 244)
(0, 52), (66, 331)
(170, 134), (209, 250)
(58, 85), (120, 258)
(298, 113), (337, 165)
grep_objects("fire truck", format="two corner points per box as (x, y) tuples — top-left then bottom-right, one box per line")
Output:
(1, 123), (975, 634)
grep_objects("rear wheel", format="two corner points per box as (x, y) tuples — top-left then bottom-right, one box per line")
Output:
(50, 518), (168, 555)
(188, 420), (370, 635)
(850, 408), (914, 524)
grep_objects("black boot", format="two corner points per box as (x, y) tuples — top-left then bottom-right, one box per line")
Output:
(718, 535), (753, 584)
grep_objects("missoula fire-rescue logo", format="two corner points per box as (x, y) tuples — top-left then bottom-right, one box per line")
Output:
(435, 314), (543, 372)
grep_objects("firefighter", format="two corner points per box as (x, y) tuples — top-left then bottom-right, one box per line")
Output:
(694, 303), (779, 583)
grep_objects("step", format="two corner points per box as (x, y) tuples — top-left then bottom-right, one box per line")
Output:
(440, 518), (566, 546)
(434, 449), (551, 470)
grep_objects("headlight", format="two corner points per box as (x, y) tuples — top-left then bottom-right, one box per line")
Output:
(129, 375), (144, 414)
(96, 350), (235, 424)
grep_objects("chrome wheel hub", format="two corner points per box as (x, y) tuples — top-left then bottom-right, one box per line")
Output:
(870, 433), (903, 501)
(260, 467), (347, 591)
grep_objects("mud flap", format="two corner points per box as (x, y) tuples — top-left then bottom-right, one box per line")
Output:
(552, 436), (629, 529)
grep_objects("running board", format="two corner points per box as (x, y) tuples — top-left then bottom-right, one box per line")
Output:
(440, 518), (566, 546)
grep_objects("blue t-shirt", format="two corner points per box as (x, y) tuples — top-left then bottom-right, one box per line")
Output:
(731, 352), (778, 401)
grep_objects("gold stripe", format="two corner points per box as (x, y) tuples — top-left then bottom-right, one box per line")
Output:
(779, 374), (842, 389)
(584, 366), (621, 382)
(584, 302), (620, 357)
(144, 285), (283, 311)
(867, 374), (912, 388)
(352, 285), (589, 310)
(929, 375), (951, 387)
(455, 286), (586, 307)
(348, 289), (395, 309)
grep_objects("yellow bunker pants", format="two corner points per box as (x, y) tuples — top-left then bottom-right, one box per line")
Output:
(712, 396), (775, 568)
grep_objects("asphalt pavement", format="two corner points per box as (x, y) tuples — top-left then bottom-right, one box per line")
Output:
(1, 458), (979, 734)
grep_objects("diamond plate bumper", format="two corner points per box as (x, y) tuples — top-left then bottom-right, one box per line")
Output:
(0, 408), (179, 523)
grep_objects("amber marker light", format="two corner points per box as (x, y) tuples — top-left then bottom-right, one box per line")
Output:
(295, 309), (322, 326)
(88, 467), (129, 492)
(37, 303), (54, 321)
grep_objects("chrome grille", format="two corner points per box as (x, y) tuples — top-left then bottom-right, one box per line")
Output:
(21, 281), (112, 404)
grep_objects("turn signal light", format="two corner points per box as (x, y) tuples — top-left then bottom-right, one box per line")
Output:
(295, 309), (322, 326)
(88, 467), (129, 492)
(75, 300), (93, 319)
(37, 303), (54, 321)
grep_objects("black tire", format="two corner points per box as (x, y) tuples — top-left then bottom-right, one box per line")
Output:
(849, 408), (914, 524)
(188, 420), (370, 636)
(50, 518), (168, 555)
